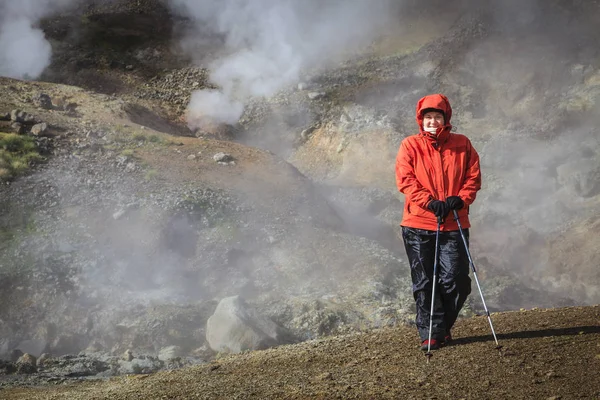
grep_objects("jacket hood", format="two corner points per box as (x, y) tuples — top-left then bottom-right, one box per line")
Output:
(415, 94), (453, 139)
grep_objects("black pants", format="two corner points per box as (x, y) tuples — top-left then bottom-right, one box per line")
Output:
(401, 227), (472, 341)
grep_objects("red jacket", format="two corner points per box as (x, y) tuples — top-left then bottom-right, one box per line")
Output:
(395, 94), (481, 231)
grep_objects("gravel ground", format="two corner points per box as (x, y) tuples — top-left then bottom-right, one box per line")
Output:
(2, 306), (599, 399)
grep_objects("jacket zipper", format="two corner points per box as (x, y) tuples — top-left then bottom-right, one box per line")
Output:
(438, 144), (446, 200)
(436, 142), (446, 226)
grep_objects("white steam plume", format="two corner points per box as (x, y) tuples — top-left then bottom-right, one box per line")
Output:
(0, 0), (77, 80)
(168, 0), (395, 129)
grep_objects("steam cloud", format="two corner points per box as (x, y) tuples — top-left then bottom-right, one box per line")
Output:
(168, 0), (395, 129)
(0, 0), (76, 79)
(0, 18), (52, 79)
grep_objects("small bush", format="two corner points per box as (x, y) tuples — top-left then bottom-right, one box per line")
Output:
(1, 133), (36, 152)
(0, 133), (43, 180)
(144, 169), (158, 181)
(120, 149), (135, 157)
(132, 132), (147, 142)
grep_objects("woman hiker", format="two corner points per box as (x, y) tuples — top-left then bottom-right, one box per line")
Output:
(395, 93), (482, 350)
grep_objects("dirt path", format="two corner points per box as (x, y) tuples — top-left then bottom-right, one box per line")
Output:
(3, 306), (599, 399)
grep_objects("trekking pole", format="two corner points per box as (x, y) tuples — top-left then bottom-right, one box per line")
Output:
(453, 210), (502, 353)
(425, 217), (442, 363)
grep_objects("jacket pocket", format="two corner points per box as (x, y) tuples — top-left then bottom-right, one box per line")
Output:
(408, 203), (430, 217)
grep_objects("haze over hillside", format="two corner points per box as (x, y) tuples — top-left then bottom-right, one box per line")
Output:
(0, 0), (598, 385)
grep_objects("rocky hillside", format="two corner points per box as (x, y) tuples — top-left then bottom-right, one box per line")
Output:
(0, 0), (599, 389)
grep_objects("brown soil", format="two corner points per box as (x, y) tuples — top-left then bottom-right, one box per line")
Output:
(3, 306), (599, 399)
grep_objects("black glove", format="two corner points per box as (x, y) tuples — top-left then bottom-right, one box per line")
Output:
(427, 200), (448, 220)
(446, 196), (464, 210)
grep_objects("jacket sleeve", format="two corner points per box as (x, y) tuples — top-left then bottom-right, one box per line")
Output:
(458, 139), (481, 206)
(395, 139), (433, 208)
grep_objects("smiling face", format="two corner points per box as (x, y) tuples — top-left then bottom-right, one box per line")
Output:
(422, 111), (445, 134)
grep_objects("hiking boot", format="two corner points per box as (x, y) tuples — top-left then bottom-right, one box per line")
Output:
(443, 333), (452, 344)
(420, 339), (440, 351)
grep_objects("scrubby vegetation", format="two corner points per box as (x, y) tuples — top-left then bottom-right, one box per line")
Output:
(0, 133), (44, 181)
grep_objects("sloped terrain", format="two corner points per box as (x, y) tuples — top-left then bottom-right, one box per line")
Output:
(2, 306), (599, 399)
(0, 76), (410, 363)
(0, 0), (599, 395)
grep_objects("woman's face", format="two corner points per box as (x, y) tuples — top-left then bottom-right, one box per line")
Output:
(423, 111), (445, 130)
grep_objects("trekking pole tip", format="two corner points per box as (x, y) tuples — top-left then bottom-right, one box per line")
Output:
(425, 352), (433, 363)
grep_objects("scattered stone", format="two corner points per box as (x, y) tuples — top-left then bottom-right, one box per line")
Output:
(30, 122), (49, 136)
(32, 93), (53, 110)
(51, 96), (67, 110)
(158, 346), (184, 361)
(122, 349), (134, 362)
(37, 353), (52, 367)
(35, 136), (53, 155)
(297, 82), (313, 91)
(118, 356), (163, 375)
(187, 154), (196, 160)
(11, 109), (35, 123)
(16, 353), (37, 374)
(193, 122), (236, 140)
(191, 344), (214, 360)
(125, 162), (136, 173)
(116, 155), (129, 165)
(10, 122), (25, 134)
(307, 91), (326, 100)
(64, 102), (78, 115)
(86, 129), (106, 139)
(213, 152), (234, 164)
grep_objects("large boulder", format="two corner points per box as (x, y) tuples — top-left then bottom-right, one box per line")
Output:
(15, 353), (37, 374)
(206, 296), (294, 354)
